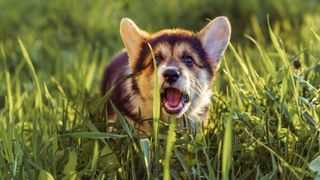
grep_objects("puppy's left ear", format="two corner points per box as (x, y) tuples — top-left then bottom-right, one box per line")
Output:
(120, 18), (148, 70)
(197, 16), (231, 66)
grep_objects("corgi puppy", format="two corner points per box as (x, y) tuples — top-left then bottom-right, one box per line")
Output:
(101, 17), (231, 132)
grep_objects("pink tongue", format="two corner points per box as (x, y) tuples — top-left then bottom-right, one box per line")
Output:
(166, 89), (182, 107)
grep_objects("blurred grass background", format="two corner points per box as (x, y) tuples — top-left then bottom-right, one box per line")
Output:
(1, 0), (320, 179)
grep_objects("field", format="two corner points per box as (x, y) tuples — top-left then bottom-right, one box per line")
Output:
(1, 0), (320, 179)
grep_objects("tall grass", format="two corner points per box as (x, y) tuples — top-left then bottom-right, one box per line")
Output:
(149, 43), (161, 179)
(0, 0), (320, 179)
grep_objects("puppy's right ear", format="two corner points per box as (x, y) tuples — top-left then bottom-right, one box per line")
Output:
(197, 16), (231, 67)
(120, 18), (148, 69)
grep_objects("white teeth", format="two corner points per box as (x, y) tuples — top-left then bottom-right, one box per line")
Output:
(164, 101), (183, 111)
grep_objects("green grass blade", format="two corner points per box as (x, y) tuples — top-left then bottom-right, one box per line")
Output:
(2, 47), (13, 122)
(38, 170), (55, 180)
(311, 27), (320, 41)
(267, 16), (288, 67)
(229, 43), (258, 97)
(148, 43), (161, 178)
(90, 141), (99, 173)
(174, 148), (191, 179)
(110, 101), (134, 140)
(163, 117), (176, 180)
(222, 115), (233, 180)
(18, 38), (43, 113)
(65, 132), (128, 139)
(140, 138), (151, 180)
(0, 122), (14, 164)
(1, 44), (15, 165)
(63, 150), (77, 180)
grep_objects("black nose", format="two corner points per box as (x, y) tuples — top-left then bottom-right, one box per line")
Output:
(163, 69), (180, 83)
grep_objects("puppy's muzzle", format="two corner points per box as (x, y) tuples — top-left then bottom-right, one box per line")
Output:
(163, 68), (180, 83)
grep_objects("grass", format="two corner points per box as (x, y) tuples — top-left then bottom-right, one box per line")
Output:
(1, 0), (320, 179)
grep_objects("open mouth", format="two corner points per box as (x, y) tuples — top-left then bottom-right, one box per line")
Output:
(161, 88), (189, 114)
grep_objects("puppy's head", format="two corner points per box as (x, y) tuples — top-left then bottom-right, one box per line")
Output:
(120, 17), (231, 119)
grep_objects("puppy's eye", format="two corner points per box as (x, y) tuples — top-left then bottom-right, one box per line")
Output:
(153, 55), (162, 65)
(182, 55), (194, 66)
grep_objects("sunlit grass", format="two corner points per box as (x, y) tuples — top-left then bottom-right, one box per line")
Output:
(163, 116), (176, 180)
(0, 0), (320, 179)
(149, 43), (161, 179)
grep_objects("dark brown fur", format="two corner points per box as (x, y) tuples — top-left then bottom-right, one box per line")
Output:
(100, 51), (140, 121)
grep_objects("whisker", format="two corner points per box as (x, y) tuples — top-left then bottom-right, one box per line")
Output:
(189, 77), (204, 97)
(191, 75), (205, 92)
